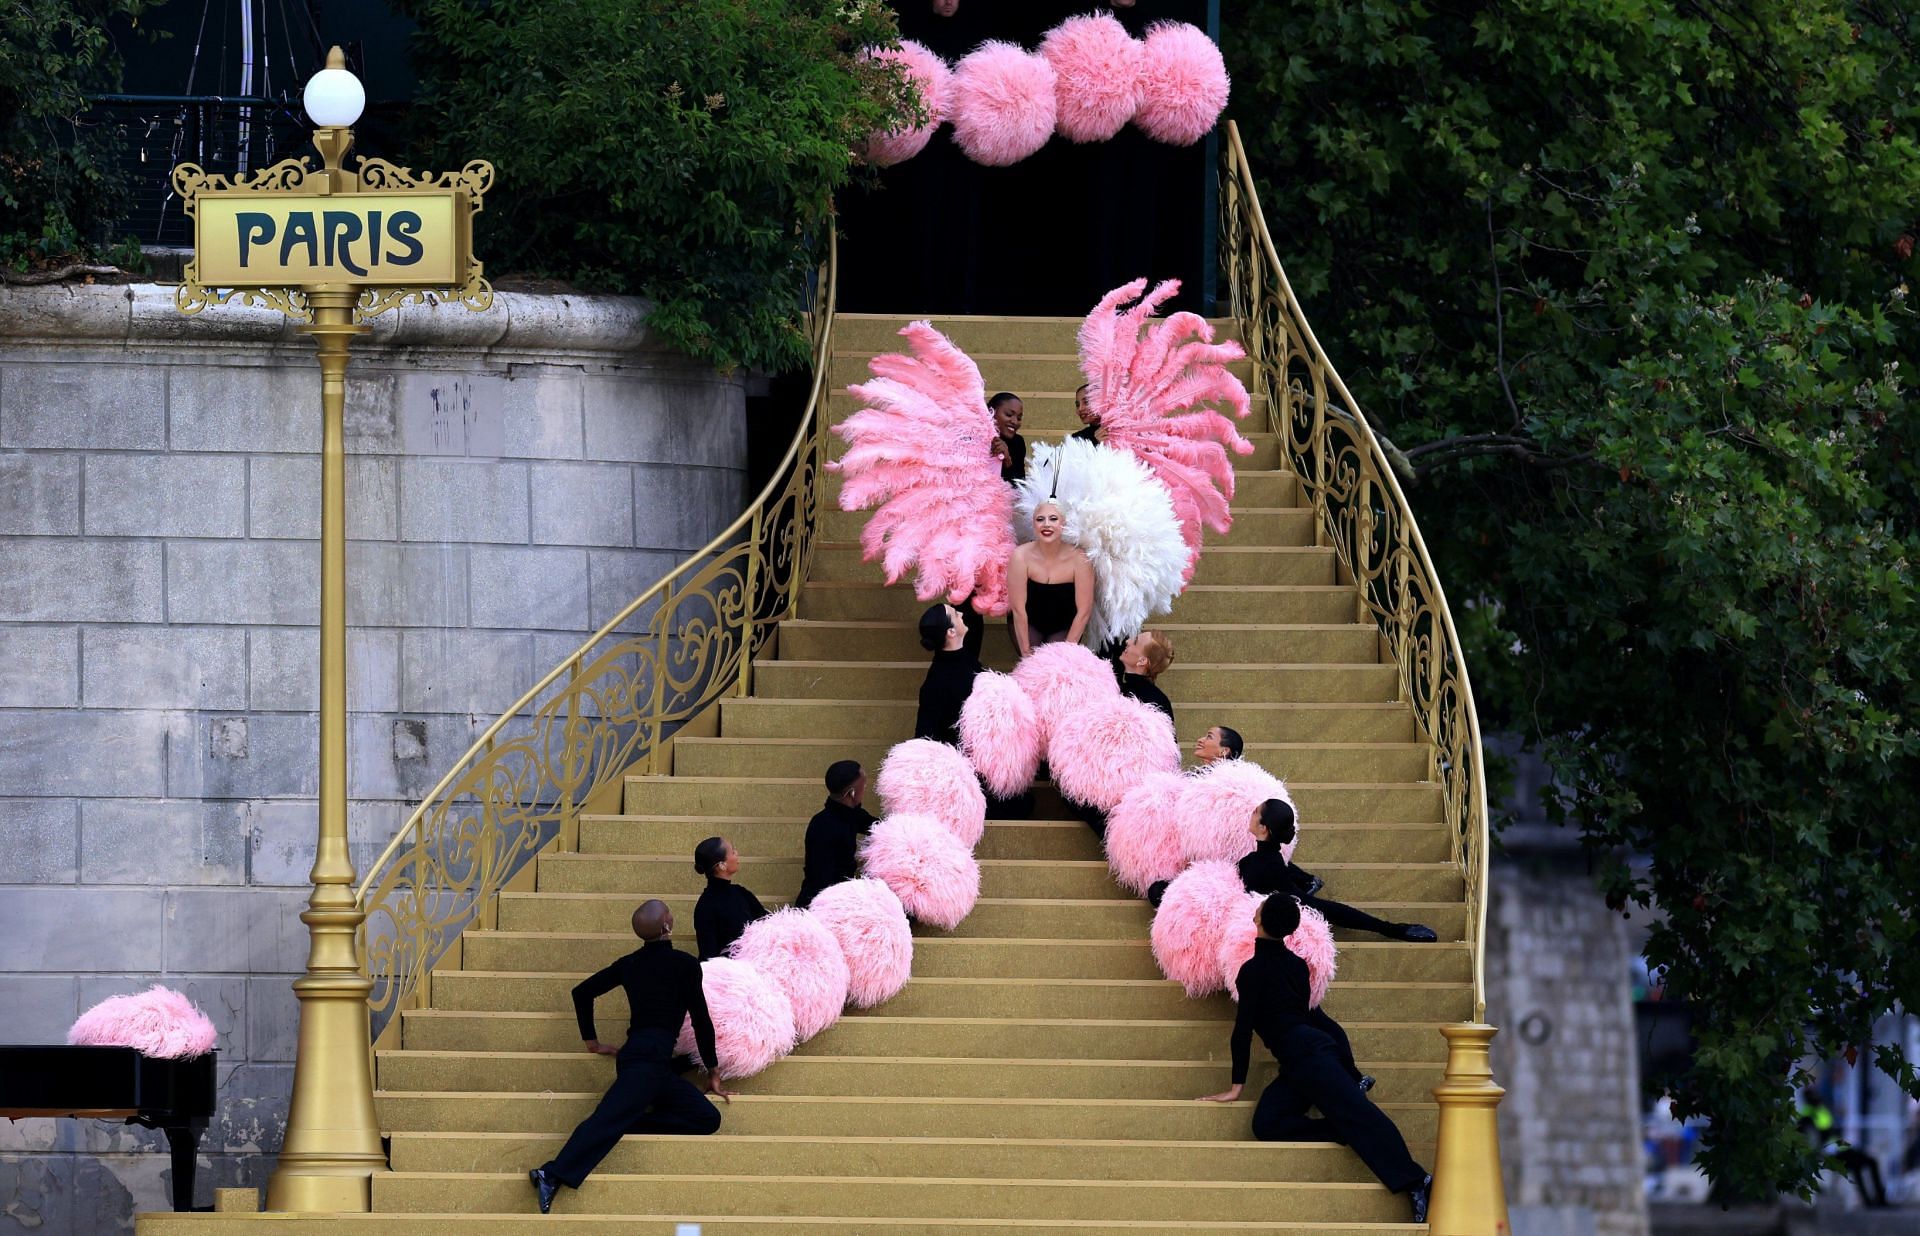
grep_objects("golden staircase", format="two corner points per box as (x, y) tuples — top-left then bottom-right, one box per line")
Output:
(139, 123), (1500, 1233)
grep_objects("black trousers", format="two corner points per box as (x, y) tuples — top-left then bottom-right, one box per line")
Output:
(1306, 1007), (1364, 1085)
(1301, 891), (1403, 939)
(1251, 1024), (1424, 1194)
(542, 1030), (722, 1188)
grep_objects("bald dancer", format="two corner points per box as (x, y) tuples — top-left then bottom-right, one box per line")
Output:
(529, 900), (733, 1214)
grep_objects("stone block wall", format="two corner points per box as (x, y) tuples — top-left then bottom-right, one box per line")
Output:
(0, 282), (747, 1231)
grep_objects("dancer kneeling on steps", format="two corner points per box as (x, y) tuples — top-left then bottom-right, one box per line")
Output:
(529, 899), (732, 1214)
(1200, 893), (1433, 1225)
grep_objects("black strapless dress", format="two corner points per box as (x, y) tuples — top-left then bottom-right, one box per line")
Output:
(1025, 579), (1077, 644)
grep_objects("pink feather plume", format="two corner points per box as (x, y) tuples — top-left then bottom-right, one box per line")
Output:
(1078, 278), (1254, 579)
(1049, 693), (1180, 811)
(876, 738), (987, 848)
(950, 42), (1058, 166)
(1176, 757), (1296, 867)
(1040, 13), (1142, 143)
(807, 877), (914, 1008)
(68, 986), (217, 1059)
(1217, 894), (1337, 1008)
(959, 670), (1043, 798)
(860, 814), (982, 931)
(673, 958), (798, 1079)
(832, 322), (1015, 613)
(1008, 641), (1118, 751)
(1148, 859), (1247, 996)
(859, 41), (952, 167)
(1134, 21), (1229, 146)
(730, 908), (852, 1041)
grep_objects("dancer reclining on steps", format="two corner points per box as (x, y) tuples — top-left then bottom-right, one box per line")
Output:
(1199, 893), (1433, 1225)
(692, 835), (768, 960)
(795, 759), (877, 909)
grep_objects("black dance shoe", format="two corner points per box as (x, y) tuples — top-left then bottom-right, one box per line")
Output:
(1357, 1074), (1376, 1093)
(529, 1167), (559, 1214)
(1302, 874), (1325, 896)
(1146, 880), (1170, 908)
(1407, 1173), (1433, 1224)
(1398, 923), (1438, 943)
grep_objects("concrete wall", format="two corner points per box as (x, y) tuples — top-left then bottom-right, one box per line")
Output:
(0, 282), (747, 1231)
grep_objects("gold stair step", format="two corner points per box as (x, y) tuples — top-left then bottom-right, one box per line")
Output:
(817, 505), (1312, 547)
(827, 466), (1299, 508)
(795, 581), (1356, 625)
(750, 658), (1401, 704)
(832, 312), (1243, 354)
(142, 1215), (1422, 1234)
(831, 349), (1258, 393)
(715, 697), (1417, 743)
(809, 541), (1333, 586)
(773, 620), (1384, 666)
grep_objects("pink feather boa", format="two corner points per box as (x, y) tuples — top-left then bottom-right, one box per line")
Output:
(1148, 859), (1247, 997)
(1103, 769), (1189, 895)
(808, 877), (914, 1008)
(68, 986), (217, 1059)
(1134, 21), (1230, 146)
(950, 41), (1058, 166)
(1217, 893), (1337, 1008)
(1176, 757), (1295, 867)
(958, 670), (1042, 797)
(859, 814), (982, 932)
(1039, 13), (1142, 143)
(876, 738), (987, 848)
(1049, 693), (1180, 811)
(730, 908), (851, 1041)
(674, 958), (798, 1079)
(859, 41), (951, 167)
(1009, 641), (1117, 751)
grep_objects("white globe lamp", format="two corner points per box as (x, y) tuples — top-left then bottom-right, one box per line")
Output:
(304, 50), (366, 128)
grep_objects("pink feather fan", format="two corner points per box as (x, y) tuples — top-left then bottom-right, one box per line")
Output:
(1078, 278), (1254, 578)
(876, 738), (987, 848)
(1149, 859), (1247, 997)
(1134, 21), (1230, 146)
(1040, 13), (1142, 143)
(950, 41), (1058, 166)
(1177, 757), (1296, 866)
(1103, 769), (1189, 895)
(1049, 693), (1180, 811)
(808, 877), (915, 1008)
(1218, 893), (1337, 1008)
(68, 986), (217, 1059)
(1008, 640), (1117, 750)
(860, 41), (952, 167)
(860, 813), (982, 931)
(959, 670), (1043, 797)
(673, 958), (797, 1079)
(833, 322), (1015, 614)
(731, 908), (852, 1041)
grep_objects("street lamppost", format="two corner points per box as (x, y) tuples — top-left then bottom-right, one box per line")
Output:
(171, 47), (494, 1213)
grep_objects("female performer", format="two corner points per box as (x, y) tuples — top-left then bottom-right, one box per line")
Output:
(1008, 500), (1094, 655)
(987, 392), (1027, 483)
(1114, 629), (1175, 719)
(916, 603), (982, 746)
(691, 837), (768, 960)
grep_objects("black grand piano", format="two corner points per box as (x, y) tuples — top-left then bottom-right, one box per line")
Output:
(0, 1046), (217, 1212)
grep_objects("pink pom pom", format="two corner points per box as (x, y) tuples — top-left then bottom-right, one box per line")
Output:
(1104, 770), (1189, 895)
(68, 986), (217, 1059)
(674, 958), (797, 1079)
(860, 41), (952, 167)
(730, 908), (851, 1041)
(1049, 693), (1180, 811)
(1219, 896), (1336, 1008)
(1040, 13), (1143, 143)
(808, 877), (914, 1007)
(959, 671), (1042, 798)
(876, 738), (987, 849)
(1009, 641), (1118, 750)
(1176, 758), (1294, 866)
(860, 814), (982, 931)
(1149, 860), (1246, 996)
(1133, 21), (1229, 146)
(950, 41), (1058, 166)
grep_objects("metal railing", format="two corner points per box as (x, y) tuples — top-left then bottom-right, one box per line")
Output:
(354, 234), (837, 1032)
(1220, 121), (1492, 1020)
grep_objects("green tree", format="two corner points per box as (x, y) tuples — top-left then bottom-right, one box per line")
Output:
(1227, 0), (1920, 1197)
(1, 0), (155, 270)
(395, 0), (911, 371)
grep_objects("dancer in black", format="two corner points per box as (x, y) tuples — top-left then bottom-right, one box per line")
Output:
(795, 760), (878, 908)
(1241, 797), (1437, 944)
(1069, 382), (1101, 442)
(915, 603), (983, 745)
(529, 900), (730, 1213)
(1200, 894), (1432, 1224)
(1113, 629), (1175, 720)
(1009, 500), (1093, 654)
(988, 392), (1028, 483)
(691, 836), (768, 960)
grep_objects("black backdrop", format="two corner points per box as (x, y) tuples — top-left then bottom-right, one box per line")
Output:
(837, 1), (1219, 318)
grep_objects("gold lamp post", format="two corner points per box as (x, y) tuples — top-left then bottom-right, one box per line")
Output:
(171, 47), (494, 1212)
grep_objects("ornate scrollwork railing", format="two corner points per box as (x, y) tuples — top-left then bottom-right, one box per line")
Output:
(354, 233), (837, 1033)
(1220, 122), (1491, 1021)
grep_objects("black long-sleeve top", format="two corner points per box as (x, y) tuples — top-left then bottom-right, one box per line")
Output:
(915, 646), (982, 746)
(1118, 671), (1173, 721)
(795, 797), (879, 907)
(1230, 937), (1317, 1084)
(999, 432), (1028, 483)
(1239, 840), (1321, 900)
(569, 939), (717, 1069)
(693, 875), (769, 961)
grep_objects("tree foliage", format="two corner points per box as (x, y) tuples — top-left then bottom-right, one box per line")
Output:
(0, 0), (154, 269)
(1228, 0), (1920, 1196)
(395, 0), (911, 371)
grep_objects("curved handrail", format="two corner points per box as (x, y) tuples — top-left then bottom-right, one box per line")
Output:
(1220, 122), (1491, 1020)
(354, 231), (838, 1029)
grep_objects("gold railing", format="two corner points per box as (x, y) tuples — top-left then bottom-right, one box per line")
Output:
(1220, 122), (1491, 1021)
(354, 233), (838, 1031)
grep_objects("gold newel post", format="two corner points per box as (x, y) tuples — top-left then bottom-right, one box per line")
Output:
(1428, 1023), (1512, 1234)
(170, 46), (494, 1212)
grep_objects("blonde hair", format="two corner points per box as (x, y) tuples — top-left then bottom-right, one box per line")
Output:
(1135, 630), (1174, 679)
